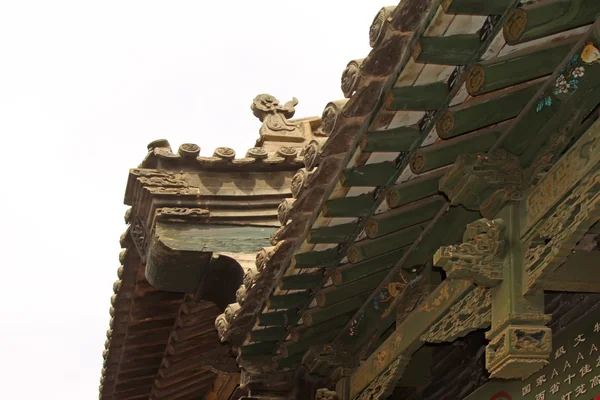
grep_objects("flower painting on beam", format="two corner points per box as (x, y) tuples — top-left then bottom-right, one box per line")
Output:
(536, 42), (600, 113)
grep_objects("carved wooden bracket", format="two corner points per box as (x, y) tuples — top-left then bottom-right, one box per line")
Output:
(439, 150), (523, 218)
(433, 218), (505, 287)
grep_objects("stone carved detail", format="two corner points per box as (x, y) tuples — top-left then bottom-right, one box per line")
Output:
(524, 168), (600, 293)
(320, 100), (348, 137)
(246, 147), (268, 159)
(439, 150), (523, 218)
(155, 207), (209, 222)
(147, 139), (172, 152)
(485, 325), (552, 379)
(316, 388), (338, 400)
(421, 287), (492, 343)
(277, 198), (295, 226)
(369, 7), (395, 48)
(277, 147), (298, 158)
(214, 147), (236, 160)
(243, 265), (259, 288)
(341, 59), (363, 98)
(433, 218), (505, 287)
(291, 168), (311, 198)
(215, 314), (229, 342)
(255, 247), (273, 272)
(178, 143), (200, 158)
(355, 355), (411, 400)
(251, 94), (304, 142)
(130, 214), (149, 258)
(236, 285), (247, 304)
(303, 140), (322, 171)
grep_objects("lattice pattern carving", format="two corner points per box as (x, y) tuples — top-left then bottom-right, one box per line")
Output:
(355, 355), (411, 400)
(421, 286), (492, 343)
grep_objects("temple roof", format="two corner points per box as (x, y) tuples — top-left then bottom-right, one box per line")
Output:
(101, 0), (600, 398)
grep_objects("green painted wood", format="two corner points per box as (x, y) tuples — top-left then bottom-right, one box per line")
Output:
(503, 0), (600, 45)
(317, 269), (390, 307)
(442, 0), (513, 15)
(324, 193), (376, 218)
(332, 248), (406, 285)
(498, 22), (600, 165)
(289, 315), (351, 343)
(341, 161), (398, 187)
(413, 34), (481, 65)
(239, 341), (279, 357)
(361, 125), (422, 153)
(258, 309), (298, 327)
(365, 195), (447, 238)
(347, 223), (426, 263)
(302, 296), (366, 327)
(280, 329), (339, 357)
(409, 124), (504, 174)
(292, 247), (339, 269)
(436, 80), (543, 139)
(467, 38), (578, 95)
(327, 207), (480, 369)
(267, 291), (312, 310)
(386, 81), (449, 111)
(349, 279), (473, 398)
(386, 168), (448, 209)
(307, 222), (358, 244)
(279, 273), (324, 290)
(273, 354), (304, 370)
(247, 327), (287, 343)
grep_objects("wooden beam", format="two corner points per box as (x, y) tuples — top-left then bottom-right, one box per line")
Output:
(289, 315), (351, 343)
(413, 34), (482, 65)
(436, 80), (543, 139)
(258, 309), (298, 327)
(386, 81), (449, 111)
(317, 269), (390, 307)
(503, 0), (600, 45)
(365, 195), (447, 238)
(361, 126), (421, 153)
(347, 223), (426, 263)
(292, 248), (339, 269)
(239, 341), (278, 357)
(273, 354), (304, 370)
(302, 296), (366, 327)
(386, 168), (448, 209)
(324, 193), (376, 218)
(442, 0), (514, 16)
(247, 327), (287, 343)
(544, 250), (600, 292)
(307, 222), (358, 244)
(280, 329), (339, 357)
(341, 161), (398, 187)
(409, 124), (503, 174)
(348, 279), (473, 398)
(466, 38), (578, 95)
(497, 22), (600, 165)
(332, 248), (405, 286)
(267, 291), (312, 310)
(320, 207), (480, 374)
(279, 273), (324, 291)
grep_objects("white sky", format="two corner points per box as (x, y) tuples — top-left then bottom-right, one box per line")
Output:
(0, 1), (377, 398)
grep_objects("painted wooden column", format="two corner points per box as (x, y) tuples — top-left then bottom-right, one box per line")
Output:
(485, 203), (552, 379)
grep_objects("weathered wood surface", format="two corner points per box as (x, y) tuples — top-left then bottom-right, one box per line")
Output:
(349, 279), (473, 399)
(361, 126), (421, 152)
(413, 34), (481, 65)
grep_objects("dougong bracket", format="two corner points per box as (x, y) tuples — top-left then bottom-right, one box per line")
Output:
(434, 218), (505, 287)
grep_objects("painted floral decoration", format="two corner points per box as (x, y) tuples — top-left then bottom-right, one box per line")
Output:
(535, 41), (600, 113)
